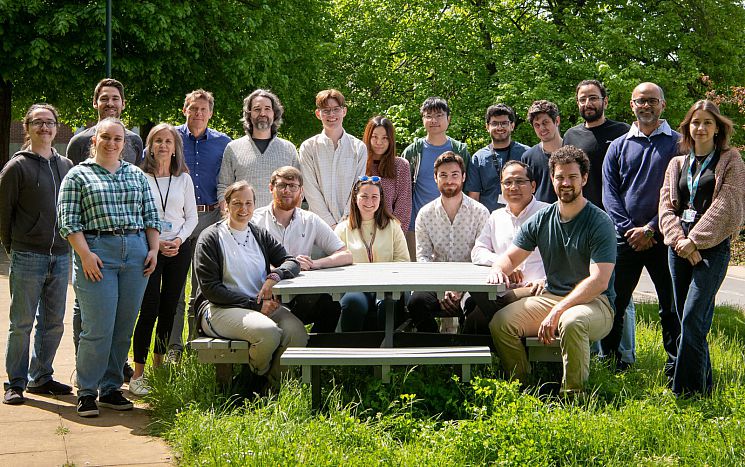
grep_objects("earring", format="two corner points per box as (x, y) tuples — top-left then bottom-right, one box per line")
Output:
(171, 153), (176, 157)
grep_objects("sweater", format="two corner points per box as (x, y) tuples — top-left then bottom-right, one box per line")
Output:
(334, 218), (410, 263)
(659, 148), (745, 250)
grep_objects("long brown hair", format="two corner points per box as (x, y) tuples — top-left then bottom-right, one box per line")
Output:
(21, 104), (59, 150)
(142, 123), (188, 176)
(347, 179), (395, 230)
(678, 100), (734, 154)
(363, 116), (397, 179)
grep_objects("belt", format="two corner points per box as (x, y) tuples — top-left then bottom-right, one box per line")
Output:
(83, 228), (141, 236)
(196, 204), (219, 213)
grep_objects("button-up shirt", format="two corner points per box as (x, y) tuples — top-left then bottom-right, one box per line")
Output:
(58, 160), (160, 237)
(177, 124), (231, 206)
(471, 196), (548, 284)
(415, 193), (489, 262)
(251, 205), (343, 257)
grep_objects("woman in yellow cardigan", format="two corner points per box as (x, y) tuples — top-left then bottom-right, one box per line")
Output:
(334, 176), (410, 331)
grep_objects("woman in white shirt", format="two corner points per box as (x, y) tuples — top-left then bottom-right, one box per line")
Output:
(129, 123), (197, 395)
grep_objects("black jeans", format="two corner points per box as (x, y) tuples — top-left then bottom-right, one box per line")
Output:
(289, 294), (341, 333)
(601, 236), (679, 374)
(133, 240), (192, 363)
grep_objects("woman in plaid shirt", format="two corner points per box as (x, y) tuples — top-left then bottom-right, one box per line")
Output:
(58, 117), (161, 417)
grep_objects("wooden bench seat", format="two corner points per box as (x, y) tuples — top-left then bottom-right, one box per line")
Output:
(525, 337), (562, 362)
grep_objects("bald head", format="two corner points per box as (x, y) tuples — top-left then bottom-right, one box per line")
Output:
(630, 82), (666, 135)
(632, 82), (665, 101)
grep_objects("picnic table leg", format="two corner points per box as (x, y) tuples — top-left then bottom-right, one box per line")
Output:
(311, 366), (321, 410)
(215, 363), (232, 389)
(461, 364), (471, 382)
(383, 291), (394, 348)
(381, 364), (391, 384)
(302, 365), (311, 384)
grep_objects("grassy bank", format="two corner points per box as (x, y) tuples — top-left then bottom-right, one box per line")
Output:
(146, 303), (745, 465)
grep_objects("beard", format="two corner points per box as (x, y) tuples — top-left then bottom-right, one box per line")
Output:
(580, 107), (604, 123)
(558, 187), (581, 203)
(252, 118), (271, 131)
(440, 185), (462, 198)
(274, 196), (297, 211)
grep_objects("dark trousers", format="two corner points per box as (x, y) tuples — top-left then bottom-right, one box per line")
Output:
(408, 291), (463, 333)
(465, 287), (534, 335)
(669, 239), (730, 396)
(602, 237), (678, 374)
(289, 294), (341, 333)
(133, 240), (192, 363)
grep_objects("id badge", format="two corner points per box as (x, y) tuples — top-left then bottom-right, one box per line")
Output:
(681, 209), (696, 222)
(162, 221), (173, 232)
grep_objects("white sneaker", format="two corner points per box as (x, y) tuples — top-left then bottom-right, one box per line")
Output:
(128, 376), (150, 396)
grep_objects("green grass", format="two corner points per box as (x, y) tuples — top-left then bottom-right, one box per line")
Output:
(144, 302), (745, 466)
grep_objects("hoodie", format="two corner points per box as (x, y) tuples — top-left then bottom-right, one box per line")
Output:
(0, 149), (73, 256)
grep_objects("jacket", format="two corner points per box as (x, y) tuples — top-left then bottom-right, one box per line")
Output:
(401, 137), (470, 187)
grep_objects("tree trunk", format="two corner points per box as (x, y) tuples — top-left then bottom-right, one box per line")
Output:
(0, 79), (12, 169)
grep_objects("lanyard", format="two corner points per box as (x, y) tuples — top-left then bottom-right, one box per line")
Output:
(490, 143), (513, 174)
(686, 151), (714, 207)
(154, 174), (172, 212)
(362, 224), (377, 263)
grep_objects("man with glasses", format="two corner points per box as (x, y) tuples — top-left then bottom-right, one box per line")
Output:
(408, 152), (489, 333)
(522, 100), (563, 203)
(465, 161), (549, 334)
(562, 79), (630, 211)
(466, 104), (529, 212)
(299, 89), (367, 228)
(402, 97), (471, 259)
(252, 166), (352, 332)
(219, 89), (298, 209)
(601, 82), (679, 375)
(167, 89), (232, 361)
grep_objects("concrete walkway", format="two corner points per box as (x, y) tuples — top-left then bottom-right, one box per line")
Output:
(0, 260), (173, 466)
(635, 265), (745, 309)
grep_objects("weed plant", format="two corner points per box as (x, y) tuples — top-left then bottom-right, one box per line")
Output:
(145, 302), (745, 465)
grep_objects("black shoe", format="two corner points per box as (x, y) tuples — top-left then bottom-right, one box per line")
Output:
(98, 391), (133, 411)
(123, 362), (134, 383)
(615, 359), (633, 373)
(3, 387), (25, 405)
(77, 395), (99, 417)
(26, 380), (73, 395)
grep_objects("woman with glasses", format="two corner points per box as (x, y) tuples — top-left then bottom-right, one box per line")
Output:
(334, 176), (410, 331)
(0, 104), (73, 405)
(659, 100), (745, 396)
(362, 116), (412, 230)
(128, 123), (198, 395)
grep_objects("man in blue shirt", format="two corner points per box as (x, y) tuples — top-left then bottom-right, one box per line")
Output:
(168, 89), (232, 359)
(466, 104), (529, 212)
(601, 82), (679, 377)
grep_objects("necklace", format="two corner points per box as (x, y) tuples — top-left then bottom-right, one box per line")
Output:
(228, 226), (251, 248)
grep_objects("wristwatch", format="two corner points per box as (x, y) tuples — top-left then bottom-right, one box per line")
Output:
(643, 226), (655, 239)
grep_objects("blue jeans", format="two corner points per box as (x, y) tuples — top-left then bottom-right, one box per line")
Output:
(4, 250), (69, 390)
(73, 232), (149, 398)
(669, 239), (730, 396)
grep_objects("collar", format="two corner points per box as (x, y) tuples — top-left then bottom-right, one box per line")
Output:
(626, 120), (672, 139)
(181, 124), (211, 141)
(505, 196), (538, 220)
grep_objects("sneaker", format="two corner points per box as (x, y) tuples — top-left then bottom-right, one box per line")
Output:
(26, 380), (73, 395)
(123, 362), (134, 383)
(98, 390), (133, 411)
(3, 387), (25, 405)
(77, 395), (99, 417)
(166, 348), (182, 364)
(128, 376), (150, 396)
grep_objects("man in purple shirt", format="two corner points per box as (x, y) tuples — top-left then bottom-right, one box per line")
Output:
(601, 82), (679, 377)
(168, 89), (231, 360)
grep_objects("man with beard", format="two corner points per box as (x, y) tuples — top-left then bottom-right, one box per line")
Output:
(408, 152), (489, 332)
(299, 89), (367, 228)
(218, 89), (299, 208)
(466, 104), (529, 212)
(489, 145), (616, 393)
(252, 166), (352, 332)
(562, 79), (630, 210)
(521, 100), (563, 203)
(601, 82), (679, 375)
(66, 78), (143, 165)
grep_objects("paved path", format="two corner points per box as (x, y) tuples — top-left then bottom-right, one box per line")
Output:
(0, 261), (173, 466)
(635, 265), (745, 310)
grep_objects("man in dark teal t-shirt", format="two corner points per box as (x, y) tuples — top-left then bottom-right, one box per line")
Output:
(487, 145), (616, 393)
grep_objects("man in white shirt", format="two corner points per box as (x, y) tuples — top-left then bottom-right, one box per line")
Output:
(252, 166), (352, 332)
(298, 89), (367, 228)
(408, 152), (489, 332)
(466, 161), (549, 334)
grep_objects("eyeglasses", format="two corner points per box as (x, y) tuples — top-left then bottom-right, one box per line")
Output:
(501, 178), (531, 188)
(358, 175), (381, 183)
(632, 98), (661, 107)
(577, 96), (602, 105)
(274, 182), (301, 192)
(489, 121), (512, 128)
(30, 120), (59, 129)
(319, 106), (344, 116)
(423, 113), (447, 121)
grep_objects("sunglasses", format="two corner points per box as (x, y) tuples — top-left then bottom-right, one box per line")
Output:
(358, 175), (381, 183)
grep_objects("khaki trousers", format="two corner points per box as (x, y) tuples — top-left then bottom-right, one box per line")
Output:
(489, 293), (613, 390)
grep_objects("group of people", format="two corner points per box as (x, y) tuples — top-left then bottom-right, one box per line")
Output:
(1, 77), (743, 416)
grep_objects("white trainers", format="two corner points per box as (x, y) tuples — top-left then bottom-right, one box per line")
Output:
(128, 376), (150, 396)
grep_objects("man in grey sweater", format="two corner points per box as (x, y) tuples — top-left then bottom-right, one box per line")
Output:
(217, 89), (299, 208)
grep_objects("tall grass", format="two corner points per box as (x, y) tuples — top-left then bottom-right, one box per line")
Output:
(145, 302), (745, 465)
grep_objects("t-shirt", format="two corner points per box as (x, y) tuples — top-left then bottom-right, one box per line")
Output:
(411, 139), (453, 229)
(521, 143), (557, 204)
(562, 119), (630, 210)
(514, 202), (616, 302)
(66, 125), (143, 166)
(465, 141), (529, 212)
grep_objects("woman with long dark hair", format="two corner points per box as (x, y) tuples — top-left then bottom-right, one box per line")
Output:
(659, 100), (745, 396)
